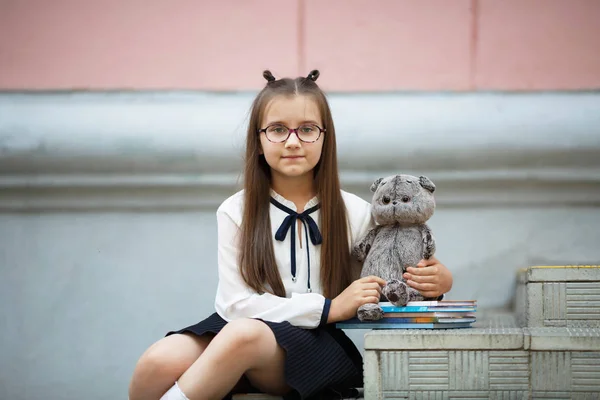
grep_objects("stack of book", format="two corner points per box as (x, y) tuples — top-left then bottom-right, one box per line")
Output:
(336, 300), (477, 329)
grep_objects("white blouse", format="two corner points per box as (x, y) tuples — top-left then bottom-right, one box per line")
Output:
(214, 189), (375, 329)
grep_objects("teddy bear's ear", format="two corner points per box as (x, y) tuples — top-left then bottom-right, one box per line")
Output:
(419, 176), (436, 193)
(370, 177), (383, 192)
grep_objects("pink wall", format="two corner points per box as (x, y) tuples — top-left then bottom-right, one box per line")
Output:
(1, 0), (599, 91)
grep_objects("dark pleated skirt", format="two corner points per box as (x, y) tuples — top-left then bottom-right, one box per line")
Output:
(166, 313), (363, 400)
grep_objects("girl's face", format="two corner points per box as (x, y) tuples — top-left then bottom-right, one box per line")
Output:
(259, 95), (324, 183)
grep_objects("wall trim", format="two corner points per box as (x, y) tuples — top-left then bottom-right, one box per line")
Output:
(1, 92), (599, 210)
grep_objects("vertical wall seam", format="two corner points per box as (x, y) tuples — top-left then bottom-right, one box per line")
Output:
(470, 0), (479, 90)
(297, 0), (305, 75)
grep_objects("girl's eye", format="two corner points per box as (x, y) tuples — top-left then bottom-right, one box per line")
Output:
(268, 125), (287, 134)
(300, 125), (315, 133)
(382, 196), (391, 204)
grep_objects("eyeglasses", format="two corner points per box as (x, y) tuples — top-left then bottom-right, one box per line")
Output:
(258, 123), (325, 143)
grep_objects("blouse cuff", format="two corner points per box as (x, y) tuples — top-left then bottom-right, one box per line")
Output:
(319, 298), (332, 327)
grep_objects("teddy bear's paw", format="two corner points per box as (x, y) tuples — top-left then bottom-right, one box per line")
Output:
(408, 288), (425, 302)
(352, 243), (370, 262)
(351, 245), (363, 262)
(357, 303), (384, 321)
(383, 280), (409, 307)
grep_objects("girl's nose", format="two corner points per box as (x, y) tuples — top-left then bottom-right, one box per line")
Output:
(284, 131), (301, 148)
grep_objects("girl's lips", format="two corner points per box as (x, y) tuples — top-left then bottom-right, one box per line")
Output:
(283, 156), (303, 159)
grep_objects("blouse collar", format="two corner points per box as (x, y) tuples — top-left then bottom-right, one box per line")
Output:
(270, 189), (319, 211)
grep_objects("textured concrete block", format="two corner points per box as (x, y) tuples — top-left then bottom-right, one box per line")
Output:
(530, 351), (572, 391)
(526, 282), (544, 327)
(519, 266), (600, 328)
(381, 351), (409, 391)
(364, 312), (529, 399)
(543, 282), (567, 324)
(515, 269), (528, 327)
(531, 351), (600, 394)
(363, 350), (382, 400)
(488, 351), (530, 391)
(448, 351), (488, 390)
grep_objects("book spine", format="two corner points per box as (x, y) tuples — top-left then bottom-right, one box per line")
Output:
(384, 317), (438, 323)
(381, 306), (476, 313)
(336, 322), (474, 329)
(380, 306), (430, 312)
(383, 312), (476, 318)
(408, 301), (476, 306)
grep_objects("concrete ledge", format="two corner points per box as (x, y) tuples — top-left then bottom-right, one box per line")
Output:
(525, 265), (600, 282)
(1, 92), (600, 210)
(527, 327), (600, 351)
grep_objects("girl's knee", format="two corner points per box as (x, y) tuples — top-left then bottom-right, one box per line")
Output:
(220, 319), (273, 348)
(136, 334), (206, 375)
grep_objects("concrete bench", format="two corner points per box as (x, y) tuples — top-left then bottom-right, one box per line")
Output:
(363, 265), (600, 399)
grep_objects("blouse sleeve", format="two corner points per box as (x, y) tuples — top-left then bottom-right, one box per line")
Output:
(214, 208), (330, 329)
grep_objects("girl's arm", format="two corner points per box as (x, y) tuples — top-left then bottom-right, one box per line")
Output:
(214, 209), (330, 329)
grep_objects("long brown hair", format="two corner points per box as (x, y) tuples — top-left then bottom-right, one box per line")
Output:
(239, 70), (352, 299)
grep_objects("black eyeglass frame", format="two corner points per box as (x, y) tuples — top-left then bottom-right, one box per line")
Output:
(257, 124), (326, 143)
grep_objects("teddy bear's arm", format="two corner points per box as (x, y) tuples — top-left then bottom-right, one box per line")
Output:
(421, 224), (436, 260)
(352, 226), (380, 262)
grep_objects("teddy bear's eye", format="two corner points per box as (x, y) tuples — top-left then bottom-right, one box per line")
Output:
(401, 196), (411, 203)
(382, 196), (391, 204)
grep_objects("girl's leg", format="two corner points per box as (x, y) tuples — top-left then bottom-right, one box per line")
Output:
(129, 333), (212, 400)
(176, 319), (291, 400)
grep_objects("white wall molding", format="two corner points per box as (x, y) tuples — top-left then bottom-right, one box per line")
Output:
(1, 92), (599, 210)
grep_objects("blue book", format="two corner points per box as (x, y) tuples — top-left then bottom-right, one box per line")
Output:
(384, 317), (476, 324)
(337, 316), (476, 324)
(379, 302), (476, 313)
(336, 321), (474, 329)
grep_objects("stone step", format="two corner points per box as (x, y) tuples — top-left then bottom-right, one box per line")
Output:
(364, 310), (600, 399)
(516, 265), (600, 328)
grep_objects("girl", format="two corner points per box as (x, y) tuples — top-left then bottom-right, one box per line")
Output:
(129, 70), (453, 400)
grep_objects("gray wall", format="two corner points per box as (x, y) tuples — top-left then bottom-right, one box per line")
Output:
(1, 92), (600, 399)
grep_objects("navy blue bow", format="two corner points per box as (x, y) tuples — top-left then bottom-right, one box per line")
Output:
(270, 197), (322, 292)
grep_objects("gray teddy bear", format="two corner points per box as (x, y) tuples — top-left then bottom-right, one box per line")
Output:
(352, 174), (437, 322)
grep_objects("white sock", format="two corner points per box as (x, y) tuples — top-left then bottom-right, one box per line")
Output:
(160, 381), (190, 400)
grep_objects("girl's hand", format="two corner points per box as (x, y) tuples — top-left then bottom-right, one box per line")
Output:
(328, 276), (386, 323)
(403, 256), (453, 298)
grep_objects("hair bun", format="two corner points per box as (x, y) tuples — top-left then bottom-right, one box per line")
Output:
(306, 70), (320, 81)
(263, 70), (276, 82)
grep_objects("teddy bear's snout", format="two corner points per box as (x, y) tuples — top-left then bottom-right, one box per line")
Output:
(392, 197), (410, 205)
